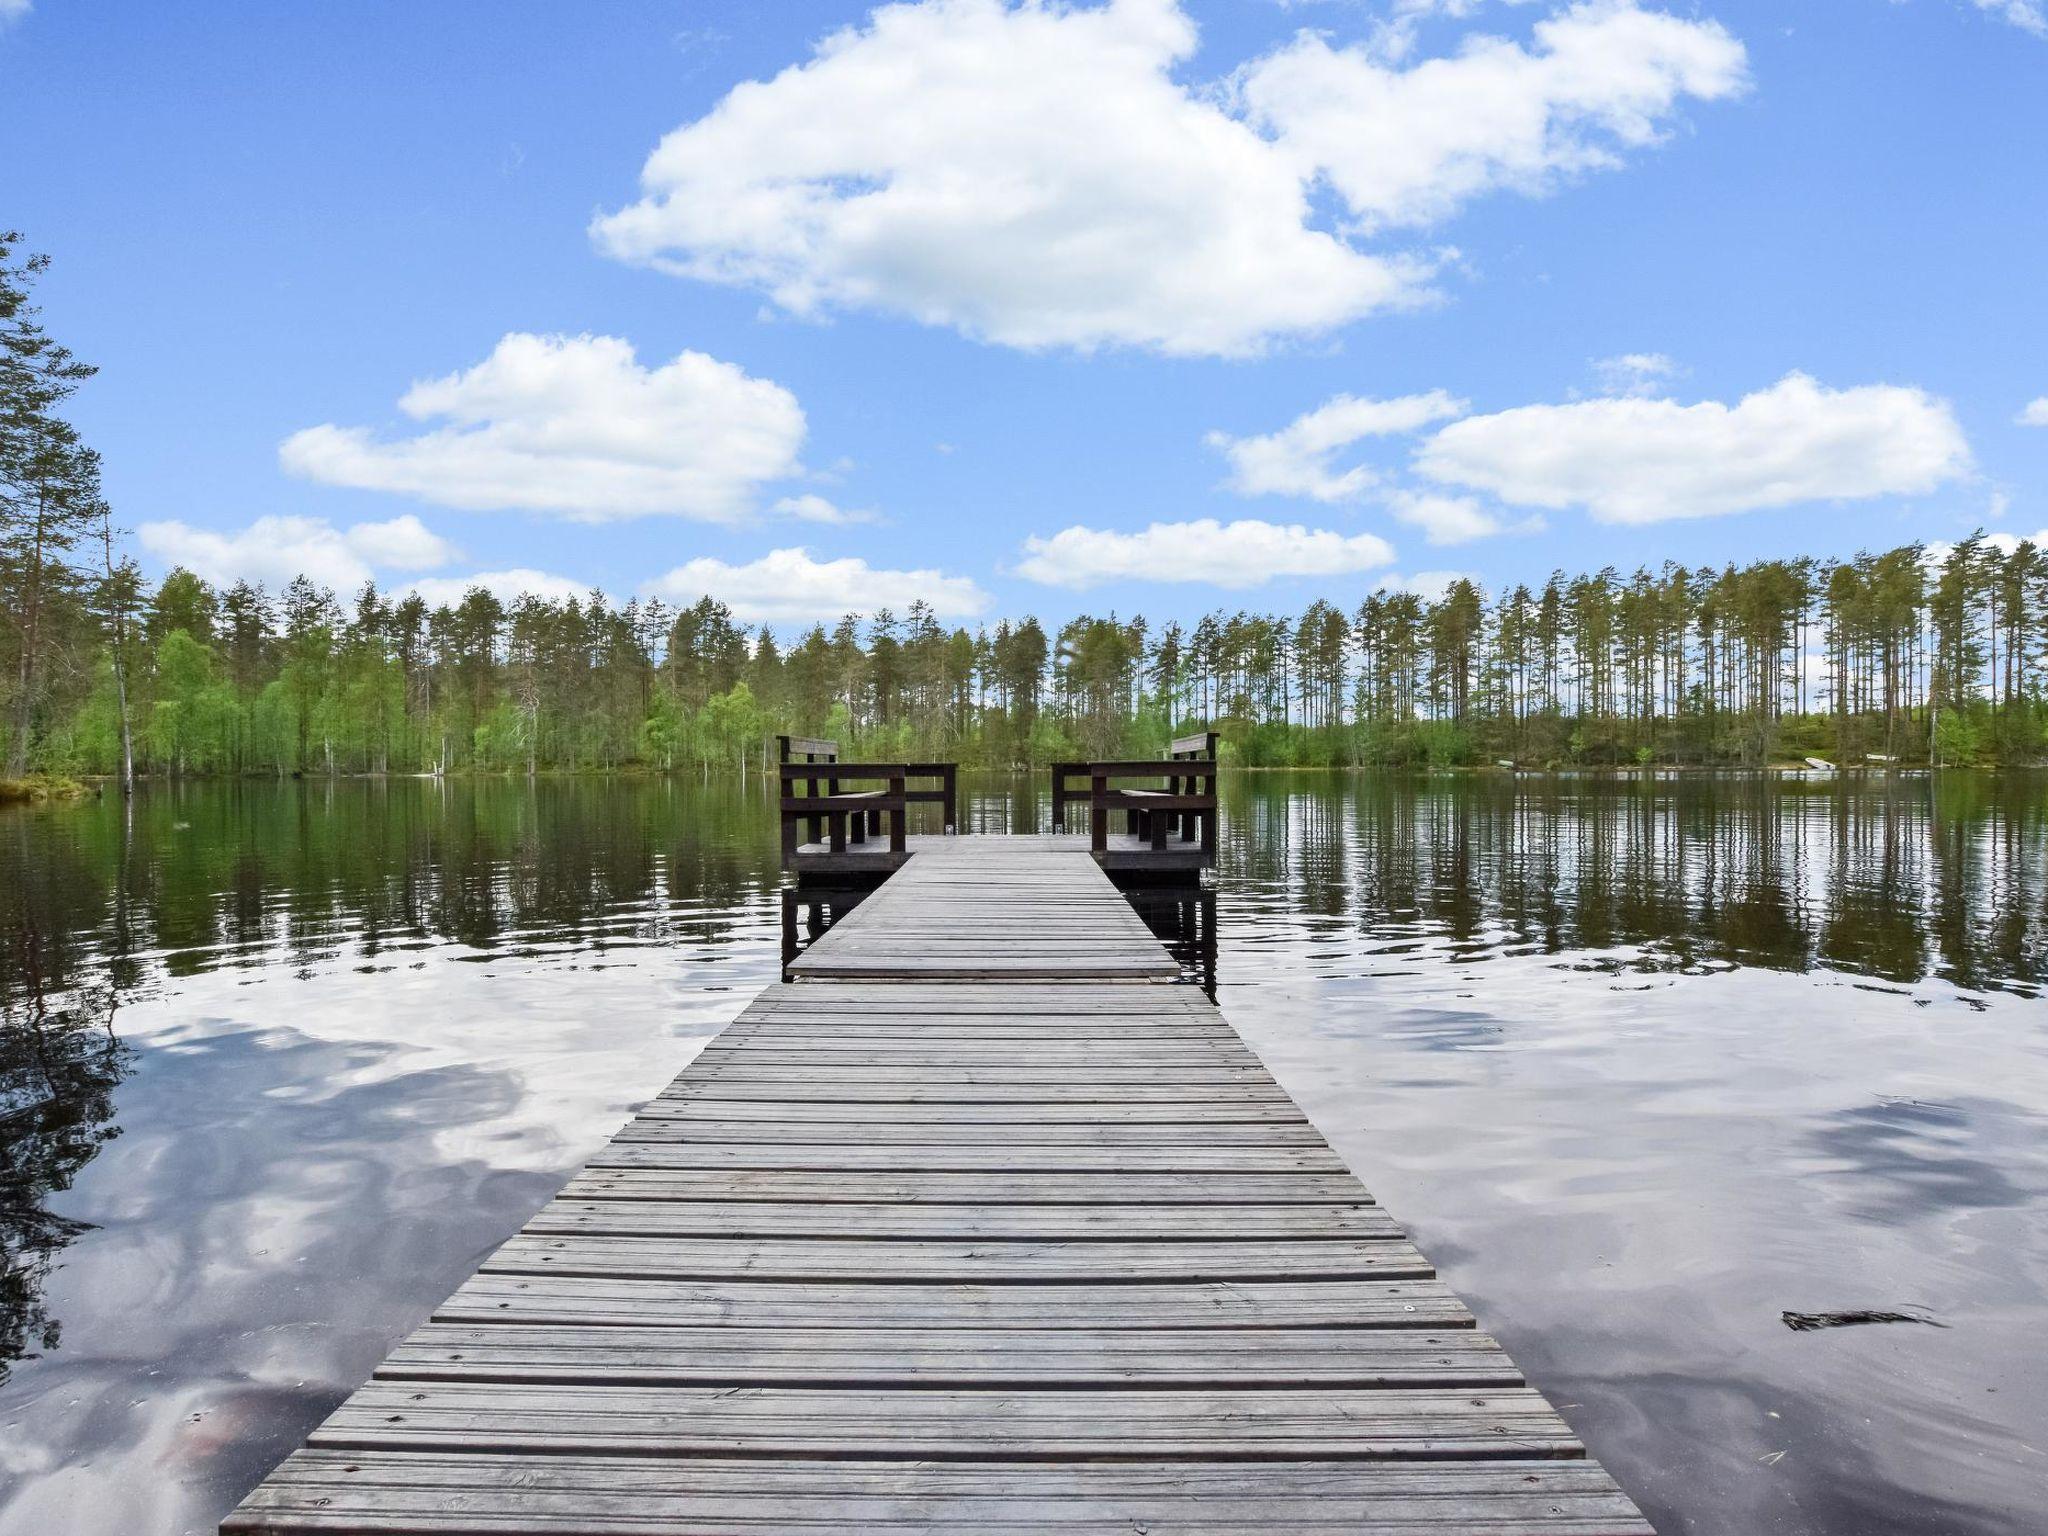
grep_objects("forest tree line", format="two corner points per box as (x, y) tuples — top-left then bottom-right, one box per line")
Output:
(6, 539), (2046, 779)
(8, 231), (2048, 782)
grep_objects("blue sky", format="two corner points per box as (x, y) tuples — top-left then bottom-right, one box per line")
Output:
(3, 0), (2045, 631)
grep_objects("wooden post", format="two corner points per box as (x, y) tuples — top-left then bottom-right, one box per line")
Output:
(942, 765), (958, 834)
(1090, 770), (1108, 854)
(807, 753), (822, 848)
(888, 772), (907, 853)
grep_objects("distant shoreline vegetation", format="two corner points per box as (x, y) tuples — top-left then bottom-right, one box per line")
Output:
(7, 542), (2048, 785)
(32, 761), (2029, 795)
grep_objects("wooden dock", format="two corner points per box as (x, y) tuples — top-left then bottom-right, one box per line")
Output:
(224, 838), (1652, 1534)
(786, 836), (1182, 981)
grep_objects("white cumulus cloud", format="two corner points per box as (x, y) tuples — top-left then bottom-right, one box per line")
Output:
(336, 513), (460, 570)
(403, 569), (597, 608)
(1592, 352), (1681, 397)
(1240, 1), (1747, 232)
(1015, 518), (1398, 590)
(139, 515), (459, 594)
(1375, 568), (1472, 603)
(2019, 397), (2048, 427)
(1973, 0), (2046, 38)
(1384, 489), (1532, 545)
(281, 332), (805, 523)
(1415, 372), (1972, 523)
(594, 0), (1746, 356)
(773, 493), (884, 526)
(1207, 391), (1467, 501)
(646, 547), (989, 623)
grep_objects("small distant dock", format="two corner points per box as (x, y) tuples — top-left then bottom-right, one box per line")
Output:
(225, 825), (1652, 1531)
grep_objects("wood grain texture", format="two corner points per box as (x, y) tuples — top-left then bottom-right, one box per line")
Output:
(378, 1323), (1521, 1388)
(433, 1275), (1481, 1330)
(227, 1452), (1655, 1534)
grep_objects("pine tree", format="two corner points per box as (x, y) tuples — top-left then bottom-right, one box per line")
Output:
(2, 234), (101, 775)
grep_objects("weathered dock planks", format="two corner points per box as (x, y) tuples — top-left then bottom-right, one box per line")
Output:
(785, 836), (1181, 981)
(222, 839), (1652, 1535)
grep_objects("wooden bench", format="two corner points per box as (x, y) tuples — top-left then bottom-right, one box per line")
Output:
(776, 736), (958, 867)
(1052, 731), (1218, 856)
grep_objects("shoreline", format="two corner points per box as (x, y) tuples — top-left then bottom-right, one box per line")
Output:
(22, 760), (2043, 797)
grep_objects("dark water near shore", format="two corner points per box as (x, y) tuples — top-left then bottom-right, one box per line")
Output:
(2, 772), (2045, 1534)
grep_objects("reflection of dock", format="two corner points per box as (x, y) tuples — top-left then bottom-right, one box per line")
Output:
(225, 835), (1651, 1534)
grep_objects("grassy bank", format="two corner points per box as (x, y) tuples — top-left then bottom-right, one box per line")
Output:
(0, 773), (94, 803)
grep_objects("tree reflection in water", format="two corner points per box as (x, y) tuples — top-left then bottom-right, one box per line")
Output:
(1212, 772), (2045, 995)
(1, 942), (130, 1384)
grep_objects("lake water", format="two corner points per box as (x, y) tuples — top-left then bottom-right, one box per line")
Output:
(2, 772), (2044, 1535)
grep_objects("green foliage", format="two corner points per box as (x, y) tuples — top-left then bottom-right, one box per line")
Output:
(699, 682), (765, 771)
(1417, 720), (1473, 768)
(1121, 700), (1171, 761)
(146, 629), (240, 773)
(474, 701), (530, 771)
(1932, 707), (1987, 768)
(18, 546), (2048, 780)
(1026, 713), (1076, 765)
(1358, 721), (1421, 767)
(639, 691), (687, 770)
(0, 772), (88, 802)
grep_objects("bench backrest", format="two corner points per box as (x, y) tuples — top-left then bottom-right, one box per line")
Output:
(777, 734), (838, 763)
(1168, 730), (1218, 761)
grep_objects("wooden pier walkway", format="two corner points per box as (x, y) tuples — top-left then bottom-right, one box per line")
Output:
(224, 839), (1652, 1534)
(787, 836), (1181, 982)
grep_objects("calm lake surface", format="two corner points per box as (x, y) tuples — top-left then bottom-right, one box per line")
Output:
(2, 772), (2045, 1535)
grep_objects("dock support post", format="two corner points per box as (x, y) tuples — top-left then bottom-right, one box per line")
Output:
(806, 754), (822, 849)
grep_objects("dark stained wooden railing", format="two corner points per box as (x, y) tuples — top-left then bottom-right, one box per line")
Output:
(1052, 730), (1218, 856)
(779, 760), (907, 861)
(776, 735), (956, 868)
